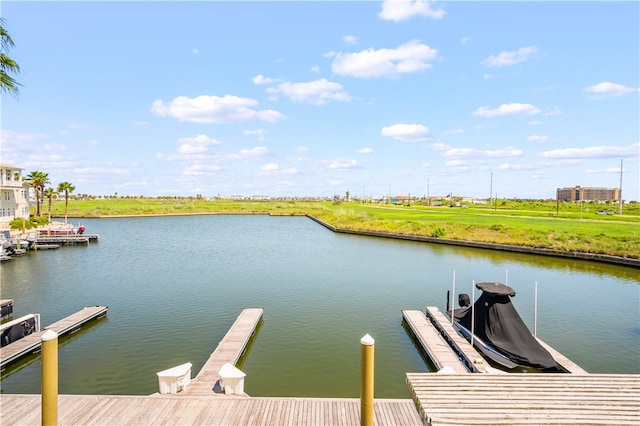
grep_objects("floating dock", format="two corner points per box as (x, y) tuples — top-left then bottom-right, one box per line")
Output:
(407, 372), (640, 425)
(403, 309), (477, 374)
(0, 306), (108, 370)
(34, 235), (90, 245)
(184, 308), (264, 395)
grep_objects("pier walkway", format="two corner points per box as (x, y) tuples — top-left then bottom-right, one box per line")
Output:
(407, 372), (640, 425)
(184, 308), (263, 395)
(0, 306), (108, 370)
(0, 395), (423, 425)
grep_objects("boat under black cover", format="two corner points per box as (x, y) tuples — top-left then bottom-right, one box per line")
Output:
(448, 281), (560, 371)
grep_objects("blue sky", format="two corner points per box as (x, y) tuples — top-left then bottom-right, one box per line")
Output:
(2, 1), (638, 200)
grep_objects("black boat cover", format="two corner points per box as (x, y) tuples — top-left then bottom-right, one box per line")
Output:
(456, 282), (559, 370)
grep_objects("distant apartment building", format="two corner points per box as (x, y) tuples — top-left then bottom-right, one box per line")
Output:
(556, 186), (620, 202)
(0, 164), (31, 227)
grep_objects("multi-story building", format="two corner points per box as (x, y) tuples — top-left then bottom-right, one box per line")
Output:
(0, 164), (31, 227)
(556, 186), (620, 202)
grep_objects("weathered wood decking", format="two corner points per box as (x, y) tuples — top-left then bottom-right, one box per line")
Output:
(0, 395), (423, 425)
(0, 306), (108, 369)
(407, 372), (640, 425)
(403, 307), (488, 373)
(184, 308), (264, 395)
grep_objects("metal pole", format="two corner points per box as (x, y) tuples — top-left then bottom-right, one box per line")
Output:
(360, 334), (375, 426)
(41, 329), (58, 426)
(619, 159), (623, 215)
(534, 282), (538, 337)
(471, 281), (475, 347)
(451, 270), (456, 325)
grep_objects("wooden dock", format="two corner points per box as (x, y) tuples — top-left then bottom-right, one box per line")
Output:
(1, 298), (14, 319)
(403, 310), (473, 374)
(184, 308), (264, 395)
(0, 395), (423, 425)
(34, 235), (90, 245)
(407, 372), (640, 425)
(0, 306), (108, 370)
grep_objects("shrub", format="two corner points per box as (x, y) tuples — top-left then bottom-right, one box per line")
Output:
(431, 227), (446, 238)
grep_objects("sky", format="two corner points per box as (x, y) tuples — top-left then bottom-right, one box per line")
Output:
(1, 0), (639, 200)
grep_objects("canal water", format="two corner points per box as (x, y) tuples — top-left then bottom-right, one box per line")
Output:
(1, 215), (638, 397)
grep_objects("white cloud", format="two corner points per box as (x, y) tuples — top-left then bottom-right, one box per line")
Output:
(243, 129), (267, 141)
(460, 37), (470, 44)
(586, 167), (625, 174)
(498, 163), (533, 170)
(381, 123), (432, 142)
(544, 108), (562, 116)
(343, 35), (358, 45)
(584, 81), (637, 97)
(357, 147), (373, 154)
(482, 46), (538, 67)
(527, 135), (550, 143)
(295, 145), (309, 153)
(151, 95), (286, 124)
(473, 103), (541, 117)
(183, 164), (221, 176)
(252, 75), (282, 85)
(379, 0), (445, 22)
(539, 143), (639, 159)
(177, 134), (221, 155)
(330, 40), (438, 78)
(327, 159), (360, 169)
(443, 128), (464, 135)
(444, 146), (523, 158)
(261, 162), (280, 172)
(238, 146), (270, 159)
(43, 143), (67, 151)
(266, 79), (350, 105)
(182, 164), (220, 176)
(191, 48), (199, 54)
(429, 142), (450, 151)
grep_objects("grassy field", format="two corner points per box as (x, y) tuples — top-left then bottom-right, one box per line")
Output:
(43, 198), (640, 259)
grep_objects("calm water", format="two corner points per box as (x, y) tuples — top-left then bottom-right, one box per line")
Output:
(1, 215), (638, 398)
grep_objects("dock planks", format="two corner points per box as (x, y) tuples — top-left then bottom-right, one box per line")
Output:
(0, 395), (423, 425)
(406, 372), (640, 425)
(403, 309), (470, 374)
(0, 306), (108, 369)
(184, 308), (264, 395)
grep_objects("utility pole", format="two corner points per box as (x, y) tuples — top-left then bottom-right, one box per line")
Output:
(618, 159), (623, 215)
(490, 173), (494, 208)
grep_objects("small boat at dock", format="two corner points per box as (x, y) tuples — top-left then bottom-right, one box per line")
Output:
(447, 281), (562, 372)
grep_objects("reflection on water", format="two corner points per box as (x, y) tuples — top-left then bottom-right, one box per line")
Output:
(0, 215), (638, 398)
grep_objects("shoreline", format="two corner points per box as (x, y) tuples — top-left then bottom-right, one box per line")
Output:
(57, 212), (640, 268)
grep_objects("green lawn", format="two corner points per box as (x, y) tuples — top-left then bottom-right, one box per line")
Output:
(40, 198), (639, 259)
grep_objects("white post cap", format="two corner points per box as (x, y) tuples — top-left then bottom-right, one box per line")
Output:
(41, 329), (58, 341)
(360, 334), (375, 346)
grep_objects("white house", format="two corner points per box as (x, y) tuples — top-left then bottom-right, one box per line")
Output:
(0, 164), (31, 227)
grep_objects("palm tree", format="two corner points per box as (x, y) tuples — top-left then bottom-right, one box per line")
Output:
(57, 181), (75, 224)
(0, 18), (22, 96)
(24, 171), (49, 217)
(43, 187), (57, 221)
